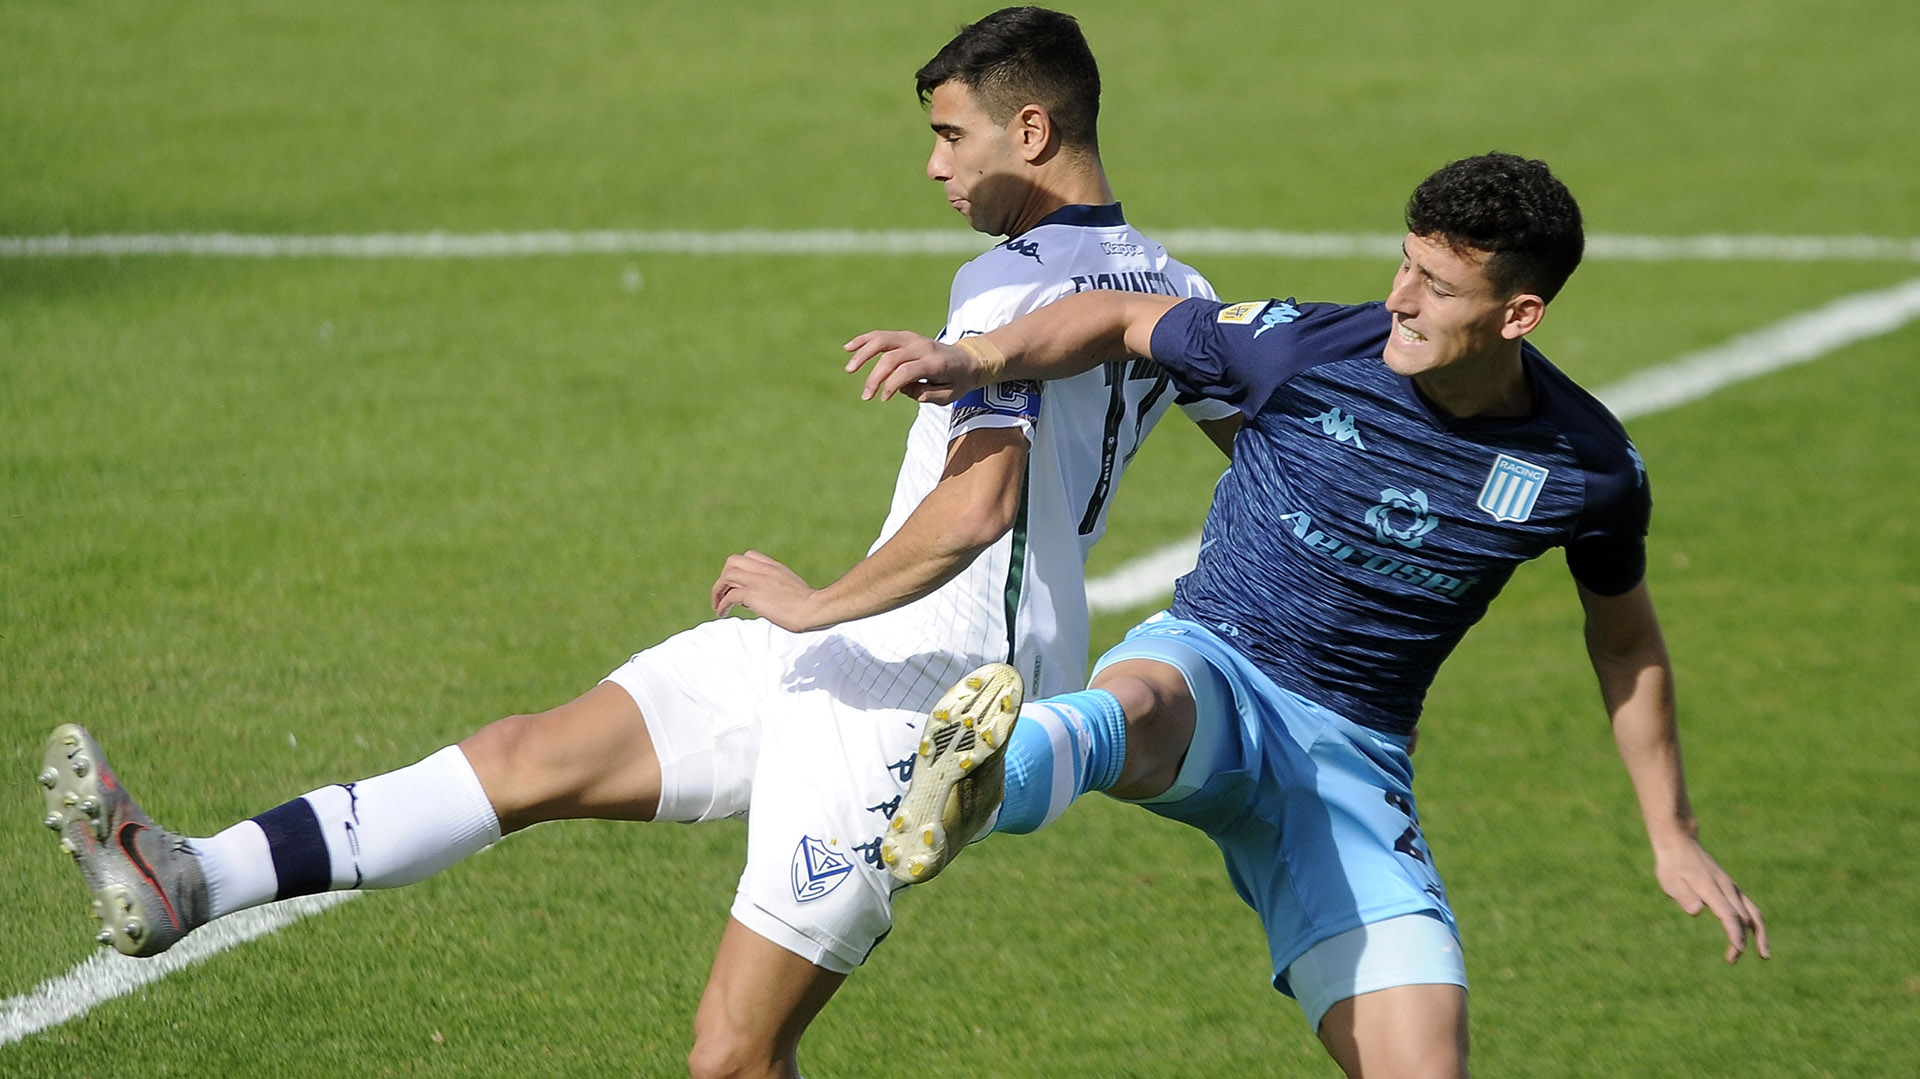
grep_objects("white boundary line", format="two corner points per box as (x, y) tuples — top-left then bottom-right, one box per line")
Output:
(3, 229), (1919, 261)
(2, 894), (356, 1044)
(6, 272), (1920, 1049)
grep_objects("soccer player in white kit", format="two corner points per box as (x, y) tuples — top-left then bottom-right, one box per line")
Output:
(36, 9), (1237, 1077)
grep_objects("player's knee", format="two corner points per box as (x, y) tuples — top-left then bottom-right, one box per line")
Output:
(1091, 663), (1198, 799)
(457, 713), (543, 828)
(460, 712), (542, 780)
(462, 709), (618, 832)
(686, 1023), (784, 1079)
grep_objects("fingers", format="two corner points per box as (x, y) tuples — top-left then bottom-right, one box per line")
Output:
(843, 330), (901, 372)
(1660, 848), (1768, 963)
(1727, 889), (1768, 962)
(1745, 893), (1770, 960)
(1689, 872), (1767, 964)
(844, 331), (967, 403)
(844, 331), (918, 400)
(710, 550), (774, 616)
(710, 574), (738, 616)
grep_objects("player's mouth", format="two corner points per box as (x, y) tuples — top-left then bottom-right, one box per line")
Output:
(1393, 315), (1425, 345)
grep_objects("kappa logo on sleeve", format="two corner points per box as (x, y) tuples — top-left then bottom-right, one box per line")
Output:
(1216, 301), (1270, 325)
(791, 836), (855, 902)
(1252, 300), (1302, 338)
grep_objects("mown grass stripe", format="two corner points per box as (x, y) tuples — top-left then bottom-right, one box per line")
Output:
(4, 230), (1919, 261)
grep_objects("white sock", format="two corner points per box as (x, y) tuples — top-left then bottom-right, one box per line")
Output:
(196, 745), (502, 920)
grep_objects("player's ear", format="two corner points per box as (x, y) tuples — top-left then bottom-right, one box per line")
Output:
(1500, 292), (1547, 340)
(1013, 103), (1052, 162)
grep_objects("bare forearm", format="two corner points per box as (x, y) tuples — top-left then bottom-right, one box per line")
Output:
(1603, 658), (1697, 849)
(717, 428), (1026, 632)
(1582, 581), (1696, 849)
(808, 504), (998, 626)
(850, 292), (1180, 404)
(970, 290), (1178, 381)
(1578, 580), (1768, 962)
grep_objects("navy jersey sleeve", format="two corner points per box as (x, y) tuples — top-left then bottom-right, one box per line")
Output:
(1562, 428), (1653, 596)
(1147, 297), (1378, 417)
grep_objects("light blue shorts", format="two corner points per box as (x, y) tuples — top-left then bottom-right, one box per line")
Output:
(1094, 614), (1463, 1016)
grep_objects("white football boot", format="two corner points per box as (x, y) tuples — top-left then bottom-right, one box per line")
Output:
(881, 663), (1022, 884)
(39, 724), (210, 956)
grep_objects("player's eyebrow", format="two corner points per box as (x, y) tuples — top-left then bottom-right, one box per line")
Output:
(930, 121), (963, 137)
(1402, 242), (1466, 293)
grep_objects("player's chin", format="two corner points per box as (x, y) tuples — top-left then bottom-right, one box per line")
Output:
(1381, 343), (1422, 376)
(957, 205), (999, 235)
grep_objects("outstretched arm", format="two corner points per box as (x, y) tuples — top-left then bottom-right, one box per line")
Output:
(846, 290), (1184, 404)
(711, 426), (1027, 632)
(1579, 578), (1770, 964)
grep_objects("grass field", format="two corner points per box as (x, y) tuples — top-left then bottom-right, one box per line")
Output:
(5, 1), (1918, 1075)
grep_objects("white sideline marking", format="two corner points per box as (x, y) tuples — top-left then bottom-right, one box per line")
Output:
(1596, 276), (1920, 418)
(1085, 274), (1920, 614)
(1, 893), (356, 1044)
(3, 229), (1919, 261)
(5, 273), (1918, 1048)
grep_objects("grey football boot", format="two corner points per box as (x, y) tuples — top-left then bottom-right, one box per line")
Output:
(38, 724), (210, 956)
(881, 663), (1022, 884)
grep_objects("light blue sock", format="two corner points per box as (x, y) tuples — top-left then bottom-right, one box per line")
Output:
(993, 690), (1128, 834)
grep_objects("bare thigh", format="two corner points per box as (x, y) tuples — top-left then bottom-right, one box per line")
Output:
(688, 917), (847, 1079)
(1318, 982), (1469, 1079)
(459, 680), (663, 835)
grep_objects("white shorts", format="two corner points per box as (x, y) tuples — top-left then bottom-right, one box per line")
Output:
(603, 618), (939, 974)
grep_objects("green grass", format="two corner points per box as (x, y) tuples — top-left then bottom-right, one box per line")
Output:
(5, 0), (1920, 1075)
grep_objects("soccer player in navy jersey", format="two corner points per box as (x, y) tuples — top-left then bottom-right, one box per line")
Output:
(852, 153), (1767, 1079)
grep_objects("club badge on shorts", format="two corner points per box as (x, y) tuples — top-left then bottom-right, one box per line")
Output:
(791, 836), (854, 902)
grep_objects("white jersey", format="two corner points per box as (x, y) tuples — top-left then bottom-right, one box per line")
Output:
(609, 204), (1229, 970)
(829, 203), (1231, 706)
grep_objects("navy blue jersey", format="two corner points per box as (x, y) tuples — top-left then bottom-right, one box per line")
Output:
(1150, 298), (1651, 735)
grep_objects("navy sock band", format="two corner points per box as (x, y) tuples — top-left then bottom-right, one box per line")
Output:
(253, 797), (331, 900)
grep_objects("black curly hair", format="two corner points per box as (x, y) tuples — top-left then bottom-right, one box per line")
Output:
(915, 7), (1101, 154)
(1405, 153), (1584, 302)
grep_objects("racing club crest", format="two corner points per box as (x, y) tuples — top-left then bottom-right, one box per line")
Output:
(791, 836), (854, 902)
(1477, 454), (1550, 523)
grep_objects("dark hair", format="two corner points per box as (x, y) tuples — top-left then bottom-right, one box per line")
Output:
(916, 7), (1101, 153)
(1405, 153), (1584, 302)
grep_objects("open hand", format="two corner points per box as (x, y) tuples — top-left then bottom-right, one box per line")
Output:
(844, 330), (982, 404)
(1655, 837), (1770, 964)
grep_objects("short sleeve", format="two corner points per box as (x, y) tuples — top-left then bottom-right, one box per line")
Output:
(1564, 441), (1652, 595)
(950, 379), (1042, 439)
(1147, 297), (1340, 417)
